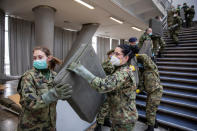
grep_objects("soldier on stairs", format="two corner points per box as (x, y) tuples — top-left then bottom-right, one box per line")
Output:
(168, 11), (182, 46)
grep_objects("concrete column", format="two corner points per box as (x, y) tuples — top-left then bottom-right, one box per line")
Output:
(32, 5), (56, 51)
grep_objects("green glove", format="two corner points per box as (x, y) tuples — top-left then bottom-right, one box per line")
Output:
(42, 83), (73, 104)
(67, 62), (96, 83)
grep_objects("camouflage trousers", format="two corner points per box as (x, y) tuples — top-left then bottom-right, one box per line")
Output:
(111, 123), (136, 131)
(18, 123), (56, 131)
(170, 30), (179, 43)
(146, 88), (163, 126)
(152, 37), (166, 56)
(186, 18), (193, 27)
(96, 98), (110, 125)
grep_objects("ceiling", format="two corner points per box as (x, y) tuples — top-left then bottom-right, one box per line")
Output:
(0, 0), (163, 40)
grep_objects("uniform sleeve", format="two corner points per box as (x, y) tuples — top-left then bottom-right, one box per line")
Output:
(90, 68), (134, 93)
(139, 35), (145, 49)
(178, 17), (182, 26)
(137, 54), (157, 71)
(19, 73), (48, 110)
(102, 60), (115, 75)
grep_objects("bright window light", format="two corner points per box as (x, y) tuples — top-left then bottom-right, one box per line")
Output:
(109, 17), (123, 24)
(131, 27), (142, 31)
(74, 0), (95, 10)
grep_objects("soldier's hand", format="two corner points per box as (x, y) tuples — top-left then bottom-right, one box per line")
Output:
(67, 62), (82, 73)
(55, 83), (73, 100)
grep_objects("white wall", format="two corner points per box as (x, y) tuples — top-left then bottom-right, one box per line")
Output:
(172, 0), (197, 21)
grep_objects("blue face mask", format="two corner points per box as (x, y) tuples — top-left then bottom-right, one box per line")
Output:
(33, 59), (48, 69)
(149, 33), (152, 36)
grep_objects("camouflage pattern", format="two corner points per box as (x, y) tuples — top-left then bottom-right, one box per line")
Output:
(111, 123), (135, 131)
(91, 64), (138, 130)
(102, 60), (115, 75)
(96, 98), (110, 125)
(138, 33), (152, 50)
(17, 68), (57, 131)
(151, 36), (166, 56)
(167, 9), (175, 27)
(187, 7), (195, 27)
(176, 6), (181, 16)
(137, 54), (163, 126)
(169, 16), (182, 44)
(96, 60), (114, 125)
(182, 4), (189, 19)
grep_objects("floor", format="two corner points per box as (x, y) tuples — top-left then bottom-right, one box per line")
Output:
(0, 80), (19, 131)
(0, 80), (167, 131)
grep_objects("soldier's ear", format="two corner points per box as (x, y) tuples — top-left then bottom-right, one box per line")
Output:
(125, 55), (129, 62)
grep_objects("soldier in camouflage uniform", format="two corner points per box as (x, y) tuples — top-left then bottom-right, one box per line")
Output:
(68, 44), (138, 131)
(151, 16), (166, 58)
(176, 5), (181, 16)
(182, 3), (189, 27)
(187, 5), (195, 27)
(167, 6), (175, 28)
(168, 11), (182, 46)
(95, 49), (115, 131)
(136, 54), (163, 131)
(17, 46), (72, 131)
(139, 28), (153, 50)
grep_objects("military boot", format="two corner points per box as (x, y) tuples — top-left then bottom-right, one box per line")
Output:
(145, 125), (154, 131)
(154, 119), (158, 128)
(103, 118), (112, 127)
(94, 123), (102, 131)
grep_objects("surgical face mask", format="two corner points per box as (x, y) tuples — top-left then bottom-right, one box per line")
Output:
(149, 33), (152, 36)
(110, 55), (121, 66)
(136, 42), (139, 45)
(174, 14), (177, 17)
(33, 59), (48, 69)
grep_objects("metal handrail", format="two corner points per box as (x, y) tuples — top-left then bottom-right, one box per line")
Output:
(160, 0), (172, 30)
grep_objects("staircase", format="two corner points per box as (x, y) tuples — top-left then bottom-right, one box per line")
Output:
(136, 26), (197, 131)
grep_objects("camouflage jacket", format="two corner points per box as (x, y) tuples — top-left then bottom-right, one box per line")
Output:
(137, 54), (163, 93)
(91, 64), (138, 124)
(102, 60), (115, 75)
(167, 10), (175, 26)
(172, 16), (182, 31)
(139, 33), (152, 49)
(17, 68), (57, 131)
(182, 5), (189, 14)
(188, 8), (195, 19)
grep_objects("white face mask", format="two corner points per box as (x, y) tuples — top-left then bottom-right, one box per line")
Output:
(110, 55), (121, 66)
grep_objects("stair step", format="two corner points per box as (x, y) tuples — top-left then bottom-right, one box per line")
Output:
(161, 82), (197, 91)
(163, 32), (197, 37)
(136, 100), (197, 121)
(137, 94), (197, 109)
(162, 54), (197, 58)
(159, 71), (197, 79)
(163, 90), (197, 100)
(158, 66), (197, 74)
(157, 58), (197, 62)
(165, 40), (197, 44)
(165, 37), (197, 41)
(157, 62), (197, 67)
(162, 50), (197, 54)
(164, 46), (197, 50)
(163, 34), (197, 39)
(160, 76), (197, 84)
(137, 109), (197, 131)
(165, 43), (197, 47)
